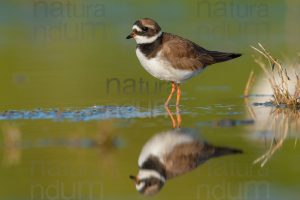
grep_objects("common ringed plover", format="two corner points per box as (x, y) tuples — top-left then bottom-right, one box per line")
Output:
(126, 18), (241, 106)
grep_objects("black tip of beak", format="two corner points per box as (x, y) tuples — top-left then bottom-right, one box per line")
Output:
(126, 34), (132, 39)
(129, 175), (135, 180)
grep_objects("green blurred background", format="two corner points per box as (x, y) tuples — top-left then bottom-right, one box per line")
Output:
(0, 0), (299, 199)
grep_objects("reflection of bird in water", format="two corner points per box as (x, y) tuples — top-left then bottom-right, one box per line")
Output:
(129, 129), (242, 196)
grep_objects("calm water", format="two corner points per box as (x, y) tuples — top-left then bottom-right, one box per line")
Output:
(0, 0), (300, 200)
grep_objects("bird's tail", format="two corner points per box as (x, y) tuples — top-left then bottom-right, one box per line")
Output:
(208, 51), (242, 63)
(213, 146), (243, 158)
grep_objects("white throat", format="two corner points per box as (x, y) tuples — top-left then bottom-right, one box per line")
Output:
(134, 31), (162, 44)
(135, 169), (165, 191)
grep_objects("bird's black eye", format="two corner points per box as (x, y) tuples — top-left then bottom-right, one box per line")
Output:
(142, 27), (149, 32)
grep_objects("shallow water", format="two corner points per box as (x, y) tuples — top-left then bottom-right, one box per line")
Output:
(1, 0), (300, 200)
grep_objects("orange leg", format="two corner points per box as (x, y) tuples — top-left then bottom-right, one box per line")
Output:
(164, 82), (176, 107)
(165, 106), (177, 128)
(176, 84), (181, 106)
(176, 105), (182, 128)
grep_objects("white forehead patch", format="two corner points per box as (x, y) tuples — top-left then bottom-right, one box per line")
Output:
(134, 31), (162, 44)
(132, 25), (142, 32)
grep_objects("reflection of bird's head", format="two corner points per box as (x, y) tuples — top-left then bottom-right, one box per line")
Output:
(129, 169), (165, 196)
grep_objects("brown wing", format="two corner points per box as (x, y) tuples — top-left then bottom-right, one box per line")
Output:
(164, 142), (242, 179)
(164, 142), (216, 179)
(161, 33), (215, 71)
(161, 33), (241, 71)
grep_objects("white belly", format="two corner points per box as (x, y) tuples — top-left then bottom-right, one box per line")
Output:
(136, 48), (201, 83)
(138, 130), (197, 167)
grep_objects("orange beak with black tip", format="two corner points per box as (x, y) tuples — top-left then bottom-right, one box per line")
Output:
(129, 175), (140, 183)
(126, 31), (135, 39)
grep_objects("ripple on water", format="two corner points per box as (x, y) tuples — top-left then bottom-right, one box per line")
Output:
(0, 106), (164, 121)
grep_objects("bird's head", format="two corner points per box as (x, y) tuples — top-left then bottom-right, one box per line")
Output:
(126, 18), (162, 44)
(129, 169), (165, 196)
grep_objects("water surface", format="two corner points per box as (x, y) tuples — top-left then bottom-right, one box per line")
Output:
(0, 0), (300, 199)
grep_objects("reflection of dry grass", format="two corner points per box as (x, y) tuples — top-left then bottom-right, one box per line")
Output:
(1, 123), (22, 167)
(251, 43), (300, 108)
(96, 120), (118, 153)
(95, 120), (120, 172)
(253, 109), (299, 167)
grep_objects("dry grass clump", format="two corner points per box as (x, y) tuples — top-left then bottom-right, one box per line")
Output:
(245, 44), (300, 167)
(250, 43), (300, 108)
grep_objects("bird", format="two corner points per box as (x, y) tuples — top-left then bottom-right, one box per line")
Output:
(129, 128), (242, 196)
(126, 18), (242, 106)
